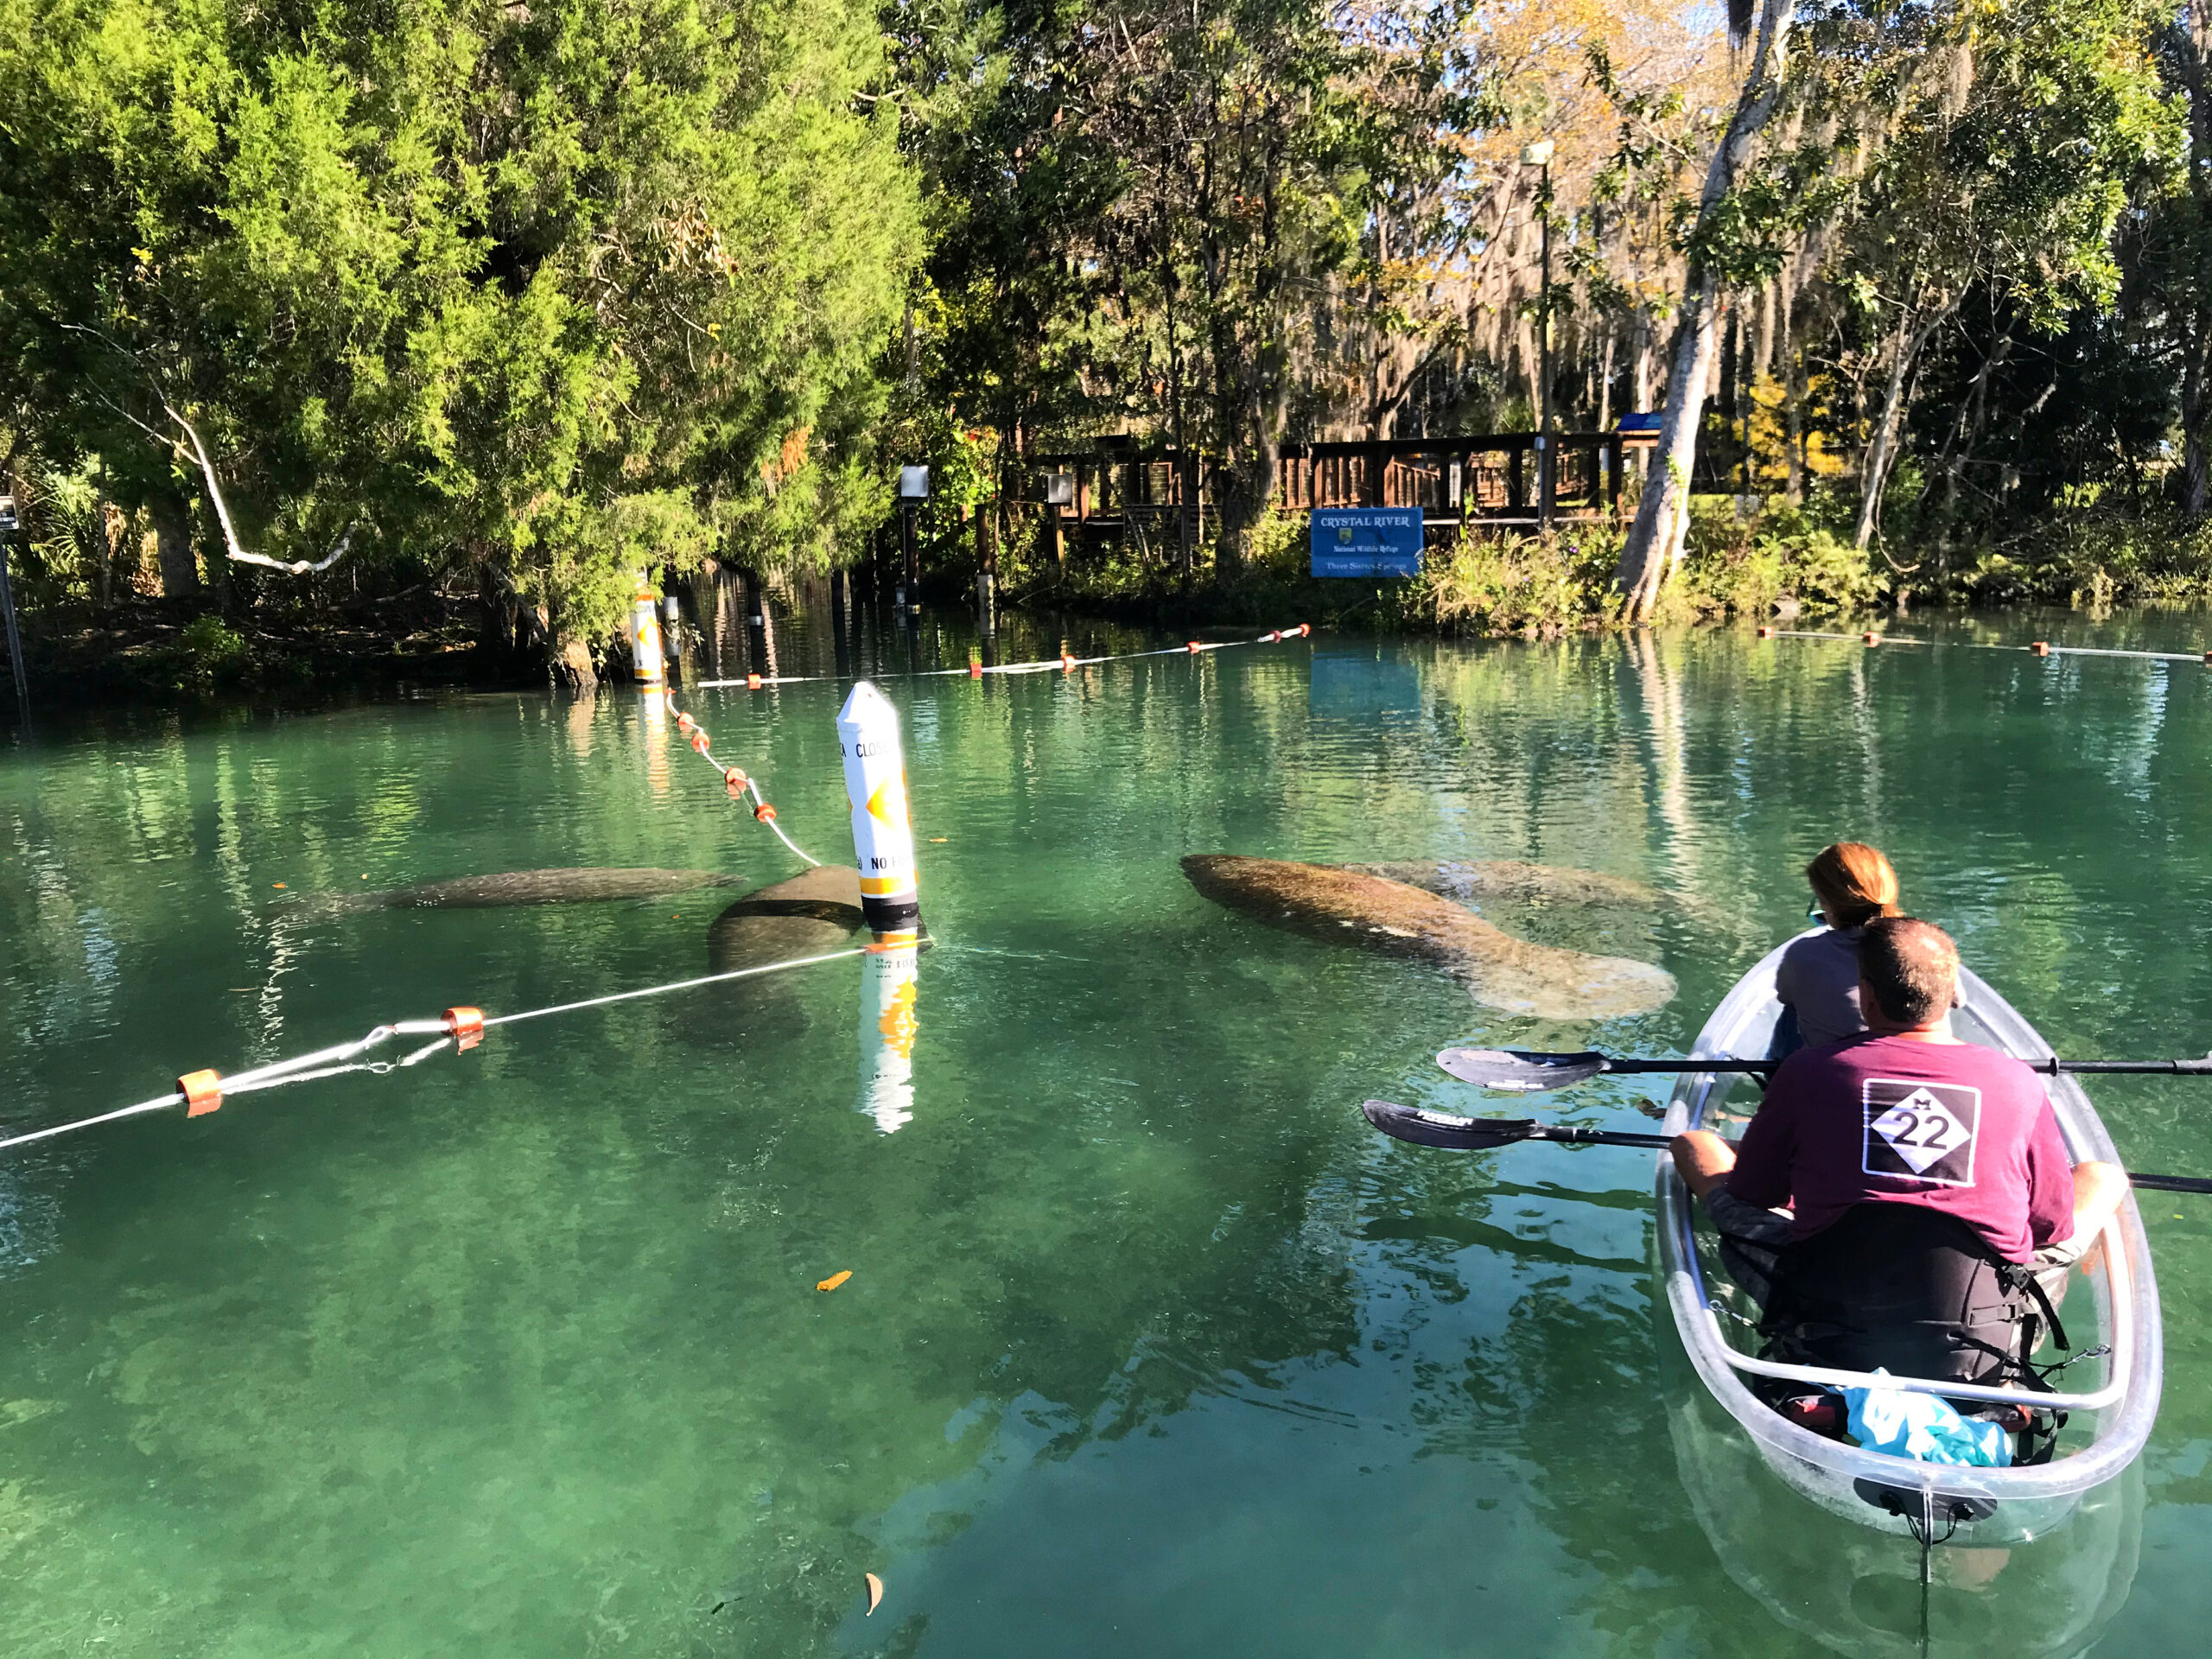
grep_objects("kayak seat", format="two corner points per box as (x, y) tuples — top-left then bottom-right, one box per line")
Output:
(1758, 1203), (2045, 1390)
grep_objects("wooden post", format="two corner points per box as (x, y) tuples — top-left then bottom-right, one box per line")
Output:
(0, 515), (28, 728)
(1507, 444), (1526, 515)
(1363, 443), (1387, 505)
(1177, 452), (1196, 580)
(1607, 435), (1624, 518)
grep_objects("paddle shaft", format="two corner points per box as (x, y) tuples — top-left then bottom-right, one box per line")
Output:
(1370, 1109), (2212, 1195)
(1584, 1057), (2212, 1077)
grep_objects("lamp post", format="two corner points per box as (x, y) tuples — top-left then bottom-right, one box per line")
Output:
(1522, 139), (1554, 532)
(895, 465), (930, 622)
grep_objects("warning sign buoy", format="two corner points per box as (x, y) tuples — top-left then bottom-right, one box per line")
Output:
(836, 682), (923, 943)
(632, 588), (666, 688)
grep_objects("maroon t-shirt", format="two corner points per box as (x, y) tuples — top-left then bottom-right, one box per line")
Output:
(1726, 1033), (2076, 1264)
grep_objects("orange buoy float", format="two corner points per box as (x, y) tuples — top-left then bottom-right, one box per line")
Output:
(178, 1069), (224, 1118)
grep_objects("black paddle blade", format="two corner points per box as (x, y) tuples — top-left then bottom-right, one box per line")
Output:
(1362, 1100), (1675, 1154)
(1363, 1098), (1534, 1150)
(1436, 1047), (1610, 1091)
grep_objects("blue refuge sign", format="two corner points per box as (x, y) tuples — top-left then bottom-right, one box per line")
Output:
(1310, 507), (1422, 578)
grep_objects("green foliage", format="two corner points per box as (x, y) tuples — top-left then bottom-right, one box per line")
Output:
(0, 0), (918, 651)
(1674, 496), (1888, 617)
(1959, 509), (2212, 607)
(168, 613), (251, 689)
(1424, 528), (1625, 632)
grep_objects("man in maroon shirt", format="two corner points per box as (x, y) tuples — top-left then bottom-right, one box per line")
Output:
(1671, 917), (2128, 1313)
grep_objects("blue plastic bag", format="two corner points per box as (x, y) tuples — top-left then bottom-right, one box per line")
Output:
(1842, 1370), (2012, 1467)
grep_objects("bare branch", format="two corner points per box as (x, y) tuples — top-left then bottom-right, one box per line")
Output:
(59, 322), (354, 576)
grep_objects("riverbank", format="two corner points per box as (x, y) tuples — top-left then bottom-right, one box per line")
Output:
(1003, 495), (2212, 637)
(2, 589), (505, 704)
(10, 495), (2212, 715)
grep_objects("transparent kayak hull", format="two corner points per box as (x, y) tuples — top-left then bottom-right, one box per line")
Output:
(1655, 936), (2164, 1545)
(1656, 1284), (2145, 1656)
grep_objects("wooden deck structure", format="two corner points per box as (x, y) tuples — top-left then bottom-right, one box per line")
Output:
(1027, 431), (1632, 557)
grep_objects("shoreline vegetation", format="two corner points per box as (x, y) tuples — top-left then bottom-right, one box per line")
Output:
(11, 486), (2212, 703)
(5, 0), (2212, 697)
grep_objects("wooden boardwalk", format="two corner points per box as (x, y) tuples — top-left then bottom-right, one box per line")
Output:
(1027, 431), (1632, 554)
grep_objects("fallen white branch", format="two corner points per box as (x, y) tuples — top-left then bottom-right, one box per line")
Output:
(64, 323), (356, 576)
(168, 406), (354, 574)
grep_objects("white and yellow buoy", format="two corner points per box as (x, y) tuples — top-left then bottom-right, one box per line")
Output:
(836, 681), (922, 943)
(839, 681), (922, 1134)
(632, 585), (666, 688)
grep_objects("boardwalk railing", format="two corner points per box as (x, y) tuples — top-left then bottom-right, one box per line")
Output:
(1026, 431), (1631, 559)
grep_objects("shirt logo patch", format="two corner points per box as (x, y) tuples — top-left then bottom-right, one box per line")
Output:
(1862, 1077), (1980, 1186)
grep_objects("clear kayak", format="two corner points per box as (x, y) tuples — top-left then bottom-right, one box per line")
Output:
(1657, 1297), (2145, 1656)
(1656, 933), (2164, 1547)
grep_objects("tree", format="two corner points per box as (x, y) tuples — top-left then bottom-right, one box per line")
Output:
(1615, 0), (1799, 622)
(0, 0), (918, 679)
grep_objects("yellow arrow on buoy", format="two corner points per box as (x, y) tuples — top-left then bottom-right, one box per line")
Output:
(863, 772), (908, 830)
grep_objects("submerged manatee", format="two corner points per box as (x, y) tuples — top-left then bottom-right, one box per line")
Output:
(707, 866), (867, 973)
(1181, 854), (1676, 1020)
(1344, 860), (1676, 912)
(297, 868), (745, 914)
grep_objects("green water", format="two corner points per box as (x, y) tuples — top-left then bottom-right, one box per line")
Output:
(4, 604), (2212, 1656)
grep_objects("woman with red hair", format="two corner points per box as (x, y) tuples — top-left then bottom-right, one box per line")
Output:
(1777, 842), (1903, 1049)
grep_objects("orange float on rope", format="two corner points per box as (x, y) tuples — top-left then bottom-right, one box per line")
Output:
(722, 766), (747, 789)
(675, 711), (696, 734)
(1060, 652), (1076, 672)
(688, 729), (711, 754)
(1186, 641), (1202, 653)
(443, 1006), (486, 1052)
(2031, 641), (2051, 657)
(969, 661), (982, 678)
(1298, 624), (1312, 637)
(754, 802), (778, 823)
(178, 1069), (223, 1117)
(1862, 632), (1881, 646)
(747, 672), (763, 690)
(1756, 626), (1774, 639)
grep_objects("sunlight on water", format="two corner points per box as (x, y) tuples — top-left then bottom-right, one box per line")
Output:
(3, 602), (2211, 1656)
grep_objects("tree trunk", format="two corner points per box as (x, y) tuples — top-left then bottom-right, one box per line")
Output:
(1597, 327), (1616, 434)
(553, 633), (597, 692)
(1780, 287), (1804, 503)
(1853, 304), (1948, 550)
(1617, 0), (1799, 620)
(1620, 276), (1726, 619)
(2186, 341), (2210, 518)
(2182, 1), (2212, 515)
(150, 492), (199, 599)
(99, 502), (127, 605)
(1929, 333), (2010, 569)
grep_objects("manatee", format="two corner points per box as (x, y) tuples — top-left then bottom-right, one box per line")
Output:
(296, 868), (745, 914)
(1180, 854), (1676, 1020)
(699, 865), (868, 1037)
(707, 865), (867, 973)
(1344, 860), (1675, 912)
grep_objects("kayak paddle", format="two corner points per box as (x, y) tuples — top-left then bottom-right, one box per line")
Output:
(1437, 1046), (2212, 1094)
(1360, 1098), (2212, 1195)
